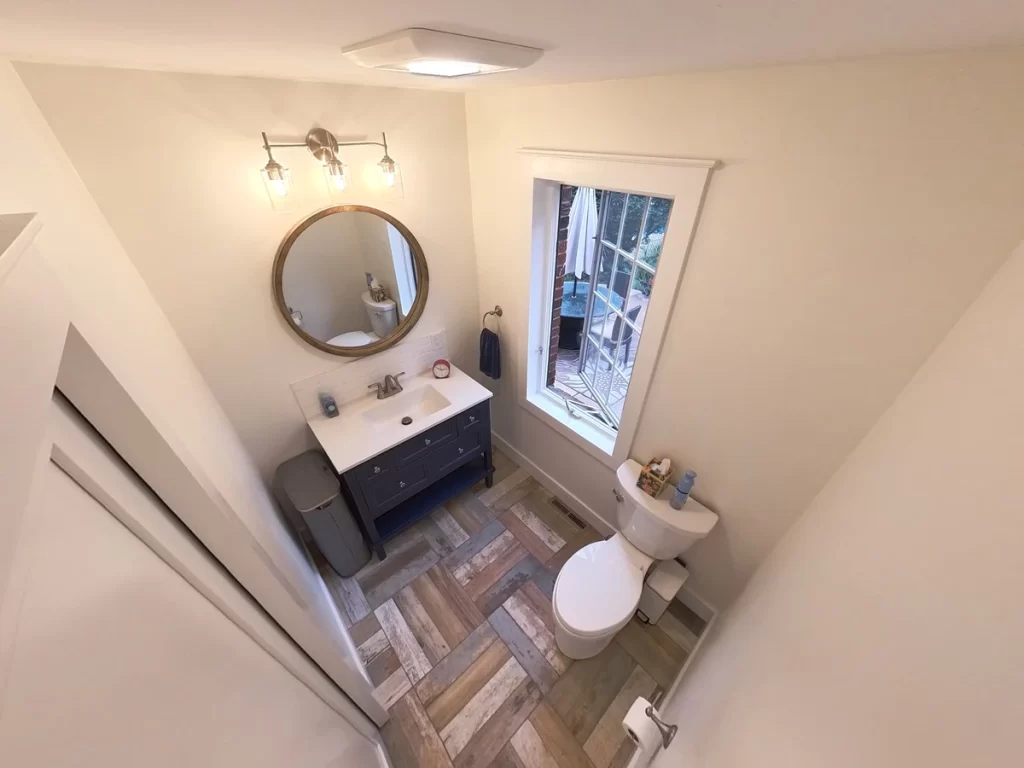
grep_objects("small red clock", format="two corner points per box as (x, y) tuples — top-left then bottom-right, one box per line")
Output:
(432, 359), (451, 379)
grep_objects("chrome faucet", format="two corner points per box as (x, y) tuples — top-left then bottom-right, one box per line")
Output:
(368, 372), (405, 400)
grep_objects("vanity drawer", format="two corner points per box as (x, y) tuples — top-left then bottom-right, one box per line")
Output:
(393, 418), (457, 468)
(432, 429), (483, 476)
(364, 461), (429, 512)
(352, 454), (394, 484)
(458, 403), (487, 433)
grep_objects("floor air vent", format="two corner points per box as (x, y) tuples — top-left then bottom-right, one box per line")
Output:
(550, 498), (587, 530)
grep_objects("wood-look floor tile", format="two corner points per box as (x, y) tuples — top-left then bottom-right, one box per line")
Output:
(440, 657), (529, 758)
(395, 585), (451, 666)
(503, 591), (570, 674)
(490, 742), (529, 768)
(447, 492), (496, 535)
(517, 581), (559, 635)
(462, 542), (528, 602)
(433, 506), (471, 548)
(452, 678), (541, 768)
(509, 718), (560, 768)
(583, 664), (656, 768)
(417, 621), (499, 708)
(546, 640), (636, 745)
(357, 628), (390, 665)
(488, 477), (540, 513)
(420, 516), (463, 558)
(509, 503), (566, 553)
(453, 530), (519, 586)
(477, 468), (532, 506)
(374, 667), (413, 710)
(656, 604), (700, 653)
(545, 526), (604, 575)
(358, 537), (440, 609)
(488, 606), (559, 695)
(315, 548), (370, 626)
(366, 644), (403, 687)
(615, 619), (688, 690)
(525, 701), (593, 768)
(515, 489), (582, 545)
(427, 638), (512, 732)
(376, 599), (434, 684)
(608, 738), (636, 768)
(349, 611), (383, 648)
(426, 564), (486, 631)
(411, 568), (472, 650)
(444, 519), (508, 572)
(386, 691), (456, 768)
(475, 555), (549, 616)
(499, 507), (557, 564)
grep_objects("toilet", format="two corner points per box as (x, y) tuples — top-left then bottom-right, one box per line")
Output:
(327, 292), (398, 347)
(552, 459), (719, 659)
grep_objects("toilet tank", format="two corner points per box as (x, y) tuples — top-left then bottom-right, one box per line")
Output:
(615, 460), (718, 559)
(362, 292), (398, 338)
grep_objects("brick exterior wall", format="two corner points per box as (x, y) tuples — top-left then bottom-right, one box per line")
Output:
(546, 185), (575, 386)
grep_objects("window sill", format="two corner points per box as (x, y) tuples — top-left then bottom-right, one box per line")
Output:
(522, 390), (618, 469)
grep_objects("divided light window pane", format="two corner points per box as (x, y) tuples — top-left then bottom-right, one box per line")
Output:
(547, 185), (673, 431)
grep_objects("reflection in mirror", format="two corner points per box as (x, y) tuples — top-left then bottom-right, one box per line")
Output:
(275, 207), (426, 355)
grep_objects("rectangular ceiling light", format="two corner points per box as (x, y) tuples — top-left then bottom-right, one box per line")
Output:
(342, 28), (543, 78)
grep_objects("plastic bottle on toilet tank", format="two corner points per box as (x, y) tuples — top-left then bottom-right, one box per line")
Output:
(670, 470), (697, 510)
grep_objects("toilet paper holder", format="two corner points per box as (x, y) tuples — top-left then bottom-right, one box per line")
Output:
(645, 704), (678, 749)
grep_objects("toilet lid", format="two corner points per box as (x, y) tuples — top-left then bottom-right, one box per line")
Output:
(554, 541), (644, 637)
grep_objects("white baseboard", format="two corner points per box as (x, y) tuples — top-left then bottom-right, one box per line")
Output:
(492, 430), (615, 535)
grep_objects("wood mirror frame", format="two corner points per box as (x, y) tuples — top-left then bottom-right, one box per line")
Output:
(271, 205), (429, 357)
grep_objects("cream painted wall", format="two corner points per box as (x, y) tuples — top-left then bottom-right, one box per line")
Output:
(464, 47), (1024, 608)
(656, 237), (1024, 767)
(15, 63), (479, 480)
(0, 58), (377, 719)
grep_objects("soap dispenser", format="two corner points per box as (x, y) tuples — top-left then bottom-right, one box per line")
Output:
(670, 470), (697, 510)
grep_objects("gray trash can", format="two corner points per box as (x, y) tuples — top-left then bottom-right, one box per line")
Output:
(274, 450), (371, 578)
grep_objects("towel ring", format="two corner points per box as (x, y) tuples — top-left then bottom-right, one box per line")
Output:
(482, 305), (503, 327)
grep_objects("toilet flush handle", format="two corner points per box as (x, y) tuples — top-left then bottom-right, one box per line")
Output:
(612, 488), (624, 503)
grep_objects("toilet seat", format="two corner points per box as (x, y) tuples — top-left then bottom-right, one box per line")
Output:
(553, 538), (647, 638)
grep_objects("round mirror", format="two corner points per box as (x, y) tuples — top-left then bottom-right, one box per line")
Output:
(272, 206), (428, 356)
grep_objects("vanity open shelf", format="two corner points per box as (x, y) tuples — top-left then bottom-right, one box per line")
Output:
(340, 399), (493, 558)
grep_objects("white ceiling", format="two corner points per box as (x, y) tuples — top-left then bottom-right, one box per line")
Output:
(1, 0), (1022, 89)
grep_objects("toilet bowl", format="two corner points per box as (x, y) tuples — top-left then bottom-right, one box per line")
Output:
(552, 533), (652, 659)
(552, 460), (719, 659)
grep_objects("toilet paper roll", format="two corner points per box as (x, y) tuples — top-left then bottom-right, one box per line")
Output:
(622, 696), (663, 753)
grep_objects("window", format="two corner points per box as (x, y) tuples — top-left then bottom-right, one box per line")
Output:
(521, 150), (715, 468)
(547, 187), (672, 429)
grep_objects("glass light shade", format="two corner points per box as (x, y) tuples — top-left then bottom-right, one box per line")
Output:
(323, 160), (348, 192)
(406, 59), (484, 77)
(261, 161), (294, 211)
(379, 156), (398, 187)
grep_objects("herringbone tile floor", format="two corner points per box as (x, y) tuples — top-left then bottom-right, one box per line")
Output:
(317, 450), (706, 768)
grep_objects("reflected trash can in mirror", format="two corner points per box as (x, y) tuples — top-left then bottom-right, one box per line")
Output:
(273, 450), (370, 577)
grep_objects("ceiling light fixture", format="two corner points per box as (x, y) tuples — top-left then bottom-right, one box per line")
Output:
(342, 28), (543, 78)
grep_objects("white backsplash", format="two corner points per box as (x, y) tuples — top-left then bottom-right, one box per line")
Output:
(291, 329), (449, 420)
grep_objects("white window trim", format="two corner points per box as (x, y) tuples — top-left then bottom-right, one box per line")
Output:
(519, 149), (717, 469)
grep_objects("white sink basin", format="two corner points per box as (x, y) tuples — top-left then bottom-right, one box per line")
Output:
(363, 384), (452, 426)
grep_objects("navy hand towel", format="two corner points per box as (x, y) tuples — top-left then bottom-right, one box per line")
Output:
(479, 328), (501, 380)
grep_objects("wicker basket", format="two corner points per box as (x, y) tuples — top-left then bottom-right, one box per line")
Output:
(636, 458), (671, 498)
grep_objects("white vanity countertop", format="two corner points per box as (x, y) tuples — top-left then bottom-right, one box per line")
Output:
(308, 365), (494, 474)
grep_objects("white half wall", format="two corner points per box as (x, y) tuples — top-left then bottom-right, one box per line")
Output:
(15, 62), (480, 480)
(0, 59), (380, 720)
(656, 236), (1024, 766)
(465, 47), (1024, 608)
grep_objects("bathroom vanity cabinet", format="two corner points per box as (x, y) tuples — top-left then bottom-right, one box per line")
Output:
(340, 400), (493, 559)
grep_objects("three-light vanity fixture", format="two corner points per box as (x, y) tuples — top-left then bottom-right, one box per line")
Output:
(259, 127), (398, 206)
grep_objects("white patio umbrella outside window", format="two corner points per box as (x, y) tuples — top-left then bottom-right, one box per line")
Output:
(565, 187), (598, 293)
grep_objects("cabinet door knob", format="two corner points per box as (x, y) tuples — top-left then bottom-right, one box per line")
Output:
(458, 447), (465, 454)
(373, 465), (381, 474)
(399, 481), (406, 489)
(425, 438), (431, 446)
(469, 415), (477, 423)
